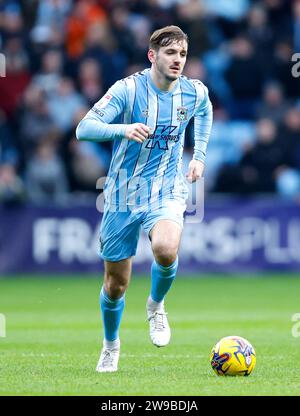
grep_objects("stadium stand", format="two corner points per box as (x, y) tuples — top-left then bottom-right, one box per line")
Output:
(1, 0), (300, 204)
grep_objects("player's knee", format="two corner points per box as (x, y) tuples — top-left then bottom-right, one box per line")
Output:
(104, 274), (129, 300)
(104, 282), (127, 300)
(152, 242), (178, 267)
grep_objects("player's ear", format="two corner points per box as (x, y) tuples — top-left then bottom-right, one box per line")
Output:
(148, 49), (156, 64)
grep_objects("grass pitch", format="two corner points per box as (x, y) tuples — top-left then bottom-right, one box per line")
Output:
(0, 274), (300, 396)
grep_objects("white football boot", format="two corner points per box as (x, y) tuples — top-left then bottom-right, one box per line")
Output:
(96, 341), (120, 373)
(146, 298), (171, 347)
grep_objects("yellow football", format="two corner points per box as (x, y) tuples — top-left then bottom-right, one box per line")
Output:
(210, 335), (256, 376)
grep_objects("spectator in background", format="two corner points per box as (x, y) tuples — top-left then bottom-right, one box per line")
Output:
(65, 0), (107, 59)
(25, 139), (69, 204)
(278, 107), (300, 171)
(19, 84), (57, 157)
(81, 20), (127, 88)
(255, 82), (290, 123)
(246, 3), (274, 75)
(18, 0), (39, 31)
(0, 36), (31, 118)
(225, 35), (264, 119)
(32, 49), (64, 96)
(0, 163), (25, 204)
(34, 0), (72, 34)
(109, 5), (139, 64)
(238, 118), (286, 193)
(247, 3), (273, 45)
(175, 0), (211, 57)
(263, 0), (292, 42)
(139, 0), (175, 31)
(77, 58), (104, 106)
(0, 0), (25, 43)
(30, 0), (72, 49)
(214, 118), (286, 193)
(125, 13), (151, 65)
(47, 77), (86, 133)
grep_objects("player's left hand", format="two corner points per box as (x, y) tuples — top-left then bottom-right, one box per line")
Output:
(186, 159), (205, 183)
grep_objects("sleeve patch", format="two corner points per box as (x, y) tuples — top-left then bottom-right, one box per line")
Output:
(95, 94), (113, 109)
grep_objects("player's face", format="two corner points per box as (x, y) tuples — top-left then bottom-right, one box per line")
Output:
(152, 40), (188, 82)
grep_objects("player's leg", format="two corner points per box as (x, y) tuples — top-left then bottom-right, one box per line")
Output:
(96, 208), (139, 372)
(147, 219), (182, 347)
(150, 219), (181, 302)
(101, 258), (132, 342)
(141, 198), (185, 347)
(97, 258), (132, 373)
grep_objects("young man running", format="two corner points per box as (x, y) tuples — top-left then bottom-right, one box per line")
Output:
(76, 25), (213, 372)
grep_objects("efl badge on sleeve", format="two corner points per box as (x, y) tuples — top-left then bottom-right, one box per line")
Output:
(177, 107), (188, 122)
(96, 94), (112, 109)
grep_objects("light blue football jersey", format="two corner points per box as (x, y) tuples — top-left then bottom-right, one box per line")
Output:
(76, 68), (213, 208)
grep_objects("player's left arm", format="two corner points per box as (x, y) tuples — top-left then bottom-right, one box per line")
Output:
(186, 84), (213, 183)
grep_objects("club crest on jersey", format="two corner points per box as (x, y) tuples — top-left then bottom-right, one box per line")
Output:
(142, 109), (149, 117)
(177, 107), (188, 121)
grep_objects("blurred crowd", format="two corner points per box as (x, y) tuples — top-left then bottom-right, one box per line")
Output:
(0, 0), (300, 205)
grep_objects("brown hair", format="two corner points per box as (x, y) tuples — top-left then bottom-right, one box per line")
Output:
(149, 26), (188, 51)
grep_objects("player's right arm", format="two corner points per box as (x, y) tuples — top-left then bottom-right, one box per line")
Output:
(76, 79), (150, 144)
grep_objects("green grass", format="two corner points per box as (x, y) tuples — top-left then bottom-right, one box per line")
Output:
(0, 274), (300, 396)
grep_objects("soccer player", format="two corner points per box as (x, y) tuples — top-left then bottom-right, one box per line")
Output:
(76, 25), (213, 372)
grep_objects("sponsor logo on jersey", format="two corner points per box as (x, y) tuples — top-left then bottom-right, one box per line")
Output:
(92, 107), (105, 117)
(146, 125), (179, 150)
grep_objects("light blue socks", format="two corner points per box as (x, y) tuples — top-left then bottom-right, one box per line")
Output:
(100, 257), (178, 343)
(100, 287), (125, 342)
(150, 257), (178, 303)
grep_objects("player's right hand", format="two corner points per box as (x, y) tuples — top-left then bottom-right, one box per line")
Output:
(125, 123), (150, 143)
